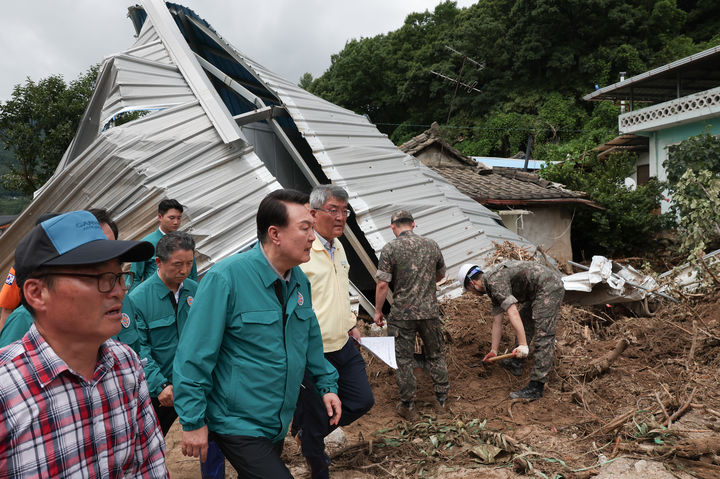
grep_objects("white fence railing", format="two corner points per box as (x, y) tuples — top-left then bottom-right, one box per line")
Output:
(619, 86), (720, 133)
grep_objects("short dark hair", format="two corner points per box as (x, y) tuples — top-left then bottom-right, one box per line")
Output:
(89, 208), (118, 239)
(257, 189), (310, 244)
(19, 270), (56, 317)
(158, 199), (183, 216)
(156, 231), (195, 262)
(392, 218), (414, 228)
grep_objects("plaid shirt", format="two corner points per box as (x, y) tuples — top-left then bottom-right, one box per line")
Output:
(0, 325), (168, 478)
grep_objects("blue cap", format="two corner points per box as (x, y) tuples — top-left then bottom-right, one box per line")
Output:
(15, 210), (154, 282)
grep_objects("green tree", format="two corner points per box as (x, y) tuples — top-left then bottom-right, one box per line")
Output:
(540, 152), (671, 257)
(307, 0), (712, 160)
(664, 132), (720, 257)
(298, 72), (313, 90)
(0, 66), (98, 195)
(664, 131), (720, 185)
(671, 169), (720, 257)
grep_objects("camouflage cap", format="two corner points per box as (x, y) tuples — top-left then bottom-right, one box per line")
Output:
(391, 209), (414, 224)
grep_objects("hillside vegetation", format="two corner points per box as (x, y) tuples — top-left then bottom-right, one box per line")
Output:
(305, 0), (720, 162)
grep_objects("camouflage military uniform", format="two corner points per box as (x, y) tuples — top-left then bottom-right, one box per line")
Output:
(482, 260), (564, 383)
(376, 230), (449, 403)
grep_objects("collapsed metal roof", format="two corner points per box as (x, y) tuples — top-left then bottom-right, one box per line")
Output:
(0, 0), (534, 302)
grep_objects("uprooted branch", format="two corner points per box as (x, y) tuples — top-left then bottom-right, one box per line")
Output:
(619, 437), (720, 462)
(581, 339), (629, 381)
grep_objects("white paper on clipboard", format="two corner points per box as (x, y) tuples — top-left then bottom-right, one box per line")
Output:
(357, 336), (397, 369)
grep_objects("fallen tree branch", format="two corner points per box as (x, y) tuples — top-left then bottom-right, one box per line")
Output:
(672, 458), (720, 479)
(581, 339), (629, 381)
(622, 437), (720, 459)
(686, 321), (698, 372)
(330, 441), (370, 460)
(667, 387), (697, 427)
(598, 409), (636, 436)
(697, 250), (720, 286)
(655, 392), (671, 427)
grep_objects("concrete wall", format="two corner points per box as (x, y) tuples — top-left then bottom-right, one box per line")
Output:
(501, 206), (573, 263)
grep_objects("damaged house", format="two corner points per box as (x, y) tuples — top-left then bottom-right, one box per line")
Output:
(0, 0), (535, 308)
(584, 43), (720, 212)
(400, 123), (598, 263)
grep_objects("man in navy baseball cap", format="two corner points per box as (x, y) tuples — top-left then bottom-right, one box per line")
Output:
(0, 210), (168, 477)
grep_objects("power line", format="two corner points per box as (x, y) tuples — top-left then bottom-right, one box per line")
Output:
(374, 122), (617, 134)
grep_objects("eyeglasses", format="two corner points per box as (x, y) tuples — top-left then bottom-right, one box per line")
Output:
(36, 272), (134, 293)
(315, 207), (352, 218)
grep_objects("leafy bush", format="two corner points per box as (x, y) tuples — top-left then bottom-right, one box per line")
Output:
(540, 151), (672, 258)
(664, 132), (720, 258)
(671, 169), (720, 257)
(664, 132), (720, 185)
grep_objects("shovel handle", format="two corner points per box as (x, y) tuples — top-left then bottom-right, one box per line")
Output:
(484, 352), (516, 363)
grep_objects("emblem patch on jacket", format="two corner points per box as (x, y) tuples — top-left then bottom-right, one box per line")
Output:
(187, 296), (193, 306)
(121, 313), (131, 328)
(297, 292), (304, 306)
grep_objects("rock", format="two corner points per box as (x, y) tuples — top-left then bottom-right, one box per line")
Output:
(325, 427), (347, 449)
(594, 456), (694, 479)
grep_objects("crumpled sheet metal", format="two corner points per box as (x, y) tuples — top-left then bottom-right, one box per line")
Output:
(563, 256), (659, 306)
(658, 248), (720, 293)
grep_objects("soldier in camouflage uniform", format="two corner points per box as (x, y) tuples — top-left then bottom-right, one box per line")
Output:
(374, 210), (449, 420)
(459, 261), (564, 400)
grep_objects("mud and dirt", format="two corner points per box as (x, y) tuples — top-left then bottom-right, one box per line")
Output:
(165, 288), (720, 478)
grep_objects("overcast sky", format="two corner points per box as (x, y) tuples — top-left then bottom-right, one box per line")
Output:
(0, 0), (476, 102)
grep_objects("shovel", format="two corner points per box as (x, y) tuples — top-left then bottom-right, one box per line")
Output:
(483, 352), (517, 363)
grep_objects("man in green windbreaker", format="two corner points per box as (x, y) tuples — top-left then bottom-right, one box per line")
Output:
(128, 199), (198, 291)
(173, 189), (341, 478)
(130, 231), (197, 435)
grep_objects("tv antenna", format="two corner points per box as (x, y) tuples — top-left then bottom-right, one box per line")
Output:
(430, 45), (484, 126)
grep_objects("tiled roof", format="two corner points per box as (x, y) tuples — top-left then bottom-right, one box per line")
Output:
(398, 122), (479, 167)
(430, 165), (598, 206)
(593, 134), (649, 159)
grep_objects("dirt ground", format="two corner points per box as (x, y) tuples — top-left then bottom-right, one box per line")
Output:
(165, 286), (720, 478)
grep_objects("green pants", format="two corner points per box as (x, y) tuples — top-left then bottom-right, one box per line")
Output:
(389, 319), (449, 404)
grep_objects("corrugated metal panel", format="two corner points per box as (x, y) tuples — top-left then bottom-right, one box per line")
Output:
(232, 53), (534, 280)
(141, 0), (242, 144)
(0, 0), (536, 299)
(0, 9), (281, 276)
(99, 55), (196, 125)
(126, 19), (173, 65)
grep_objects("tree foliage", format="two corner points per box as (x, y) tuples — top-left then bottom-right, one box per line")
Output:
(664, 132), (720, 257)
(540, 152), (671, 257)
(664, 131), (720, 185)
(0, 66), (98, 195)
(306, 0), (716, 163)
(671, 169), (720, 257)
(298, 72), (313, 90)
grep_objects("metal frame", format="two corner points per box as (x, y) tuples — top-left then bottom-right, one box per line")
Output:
(193, 37), (390, 311)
